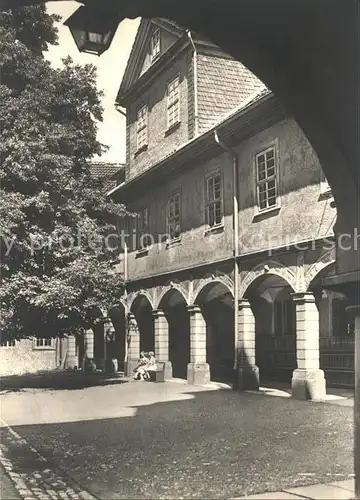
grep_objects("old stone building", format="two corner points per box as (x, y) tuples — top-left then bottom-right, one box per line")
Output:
(104, 18), (355, 397)
(3, 19), (354, 395)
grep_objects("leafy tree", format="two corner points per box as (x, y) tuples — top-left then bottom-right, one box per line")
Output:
(0, 5), (127, 341)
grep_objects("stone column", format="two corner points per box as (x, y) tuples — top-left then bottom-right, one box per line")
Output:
(84, 328), (96, 372)
(104, 319), (118, 373)
(187, 305), (210, 385)
(153, 309), (172, 380)
(65, 335), (78, 370)
(291, 292), (326, 400)
(236, 299), (259, 390)
(125, 313), (140, 376)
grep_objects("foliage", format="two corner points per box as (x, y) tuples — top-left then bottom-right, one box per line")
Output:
(0, 5), (127, 339)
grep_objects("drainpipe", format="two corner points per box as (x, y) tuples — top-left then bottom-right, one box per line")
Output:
(187, 31), (199, 137)
(214, 130), (240, 378)
(117, 216), (129, 367)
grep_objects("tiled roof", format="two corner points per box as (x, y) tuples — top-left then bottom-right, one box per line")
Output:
(89, 162), (124, 179)
(89, 162), (125, 193)
(197, 56), (267, 134)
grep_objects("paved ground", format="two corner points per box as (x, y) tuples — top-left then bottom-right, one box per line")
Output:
(1, 464), (21, 499)
(233, 478), (355, 499)
(0, 373), (354, 499)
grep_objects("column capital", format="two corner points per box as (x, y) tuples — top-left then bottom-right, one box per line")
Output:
(291, 292), (316, 303)
(187, 304), (202, 314)
(152, 309), (166, 318)
(236, 298), (251, 309)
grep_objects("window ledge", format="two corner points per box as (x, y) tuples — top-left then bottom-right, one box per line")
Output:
(204, 224), (224, 236)
(252, 205), (281, 222)
(134, 144), (148, 158)
(135, 247), (149, 258)
(166, 237), (181, 249)
(165, 121), (181, 137)
(32, 346), (56, 351)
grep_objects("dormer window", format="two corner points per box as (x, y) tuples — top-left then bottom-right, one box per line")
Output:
(150, 29), (160, 61)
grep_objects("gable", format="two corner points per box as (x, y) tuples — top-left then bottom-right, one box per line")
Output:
(139, 23), (179, 78)
(118, 18), (182, 102)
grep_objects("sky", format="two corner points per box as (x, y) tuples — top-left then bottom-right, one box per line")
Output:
(45, 1), (140, 164)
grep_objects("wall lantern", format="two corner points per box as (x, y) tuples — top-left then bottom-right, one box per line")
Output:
(64, 5), (120, 56)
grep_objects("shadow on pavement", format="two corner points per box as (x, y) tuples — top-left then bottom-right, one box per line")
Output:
(0, 370), (128, 393)
(5, 386), (353, 500)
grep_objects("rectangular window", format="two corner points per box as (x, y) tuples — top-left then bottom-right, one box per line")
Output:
(167, 192), (181, 240)
(137, 207), (150, 250)
(0, 339), (16, 347)
(33, 338), (55, 349)
(167, 76), (180, 129)
(150, 29), (160, 60)
(255, 146), (278, 211)
(205, 171), (223, 227)
(136, 105), (148, 151)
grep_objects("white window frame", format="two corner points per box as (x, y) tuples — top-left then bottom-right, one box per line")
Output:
(150, 28), (161, 61)
(205, 170), (223, 228)
(255, 144), (279, 212)
(33, 337), (56, 350)
(167, 191), (181, 241)
(137, 207), (150, 250)
(136, 104), (148, 151)
(167, 76), (180, 130)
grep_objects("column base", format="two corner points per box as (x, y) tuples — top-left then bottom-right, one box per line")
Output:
(104, 358), (118, 374)
(161, 361), (173, 380)
(83, 357), (96, 372)
(291, 369), (326, 401)
(64, 355), (78, 370)
(187, 363), (210, 386)
(235, 365), (260, 391)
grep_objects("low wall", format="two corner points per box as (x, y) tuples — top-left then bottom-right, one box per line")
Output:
(0, 339), (60, 376)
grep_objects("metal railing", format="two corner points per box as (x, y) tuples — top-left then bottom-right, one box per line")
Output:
(256, 334), (296, 383)
(320, 336), (354, 387)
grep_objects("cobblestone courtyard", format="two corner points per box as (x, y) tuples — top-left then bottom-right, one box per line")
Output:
(0, 374), (354, 499)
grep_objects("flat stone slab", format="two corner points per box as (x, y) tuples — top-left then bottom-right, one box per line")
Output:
(328, 479), (355, 492)
(232, 492), (305, 499)
(284, 483), (355, 499)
